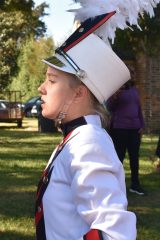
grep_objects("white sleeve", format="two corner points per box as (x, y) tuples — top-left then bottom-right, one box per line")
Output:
(70, 141), (137, 240)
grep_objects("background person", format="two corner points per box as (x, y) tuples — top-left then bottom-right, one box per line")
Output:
(107, 73), (145, 195)
(155, 134), (160, 172)
(155, 134), (160, 158)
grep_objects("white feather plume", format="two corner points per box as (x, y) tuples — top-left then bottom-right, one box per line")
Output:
(68, 0), (160, 43)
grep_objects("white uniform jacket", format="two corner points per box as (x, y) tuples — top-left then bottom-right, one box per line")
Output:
(35, 115), (136, 240)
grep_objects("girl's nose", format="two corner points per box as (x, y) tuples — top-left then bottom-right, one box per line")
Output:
(38, 82), (46, 95)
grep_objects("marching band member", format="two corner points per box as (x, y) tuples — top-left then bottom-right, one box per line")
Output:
(35, 1), (160, 239)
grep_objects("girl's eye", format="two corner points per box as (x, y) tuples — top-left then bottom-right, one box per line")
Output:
(48, 79), (56, 84)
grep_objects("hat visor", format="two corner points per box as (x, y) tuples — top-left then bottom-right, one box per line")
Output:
(42, 55), (76, 75)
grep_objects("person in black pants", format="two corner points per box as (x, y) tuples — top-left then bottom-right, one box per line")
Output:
(107, 76), (145, 195)
(155, 135), (160, 172)
(155, 135), (160, 158)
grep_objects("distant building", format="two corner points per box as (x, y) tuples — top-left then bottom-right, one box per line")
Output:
(134, 54), (160, 133)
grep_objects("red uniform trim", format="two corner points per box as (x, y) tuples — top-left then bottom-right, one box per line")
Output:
(64, 11), (115, 52)
(35, 203), (43, 225)
(35, 130), (74, 226)
(59, 130), (73, 147)
(84, 229), (103, 240)
(36, 131), (73, 200)
(36, 170), (48, 200)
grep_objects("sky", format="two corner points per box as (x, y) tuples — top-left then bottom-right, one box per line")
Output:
(34, 0), (79, 44)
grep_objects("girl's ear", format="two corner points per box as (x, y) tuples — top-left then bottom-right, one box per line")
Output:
(73, 85), (89, 103)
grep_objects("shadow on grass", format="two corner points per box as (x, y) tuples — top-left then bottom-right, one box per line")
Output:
(0, 231), (35, 240)
(126, 171), (160, 206)
(0, 168), (42, 186)
(0, 129), (57, 139)
(0, 148), (52, 161)
(125, 171), (160, 239)
(0, 190), (36, 218)
(0, 126), (20, 130)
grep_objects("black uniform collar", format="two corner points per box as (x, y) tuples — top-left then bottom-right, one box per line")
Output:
(60, 116), (87, 137)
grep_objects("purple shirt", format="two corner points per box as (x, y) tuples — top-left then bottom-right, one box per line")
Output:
(107, 86), (145, 129)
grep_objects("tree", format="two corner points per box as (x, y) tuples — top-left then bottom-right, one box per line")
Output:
(10, 37), (54, 101)
(113, 5), (160, 57)
(0, 0), (48, 90)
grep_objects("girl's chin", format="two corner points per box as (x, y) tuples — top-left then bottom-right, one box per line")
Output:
(41, 111), (56, 120)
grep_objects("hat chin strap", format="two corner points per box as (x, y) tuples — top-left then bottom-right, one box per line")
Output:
(55, 99), (74, 126)
(56, 110), (67, 125)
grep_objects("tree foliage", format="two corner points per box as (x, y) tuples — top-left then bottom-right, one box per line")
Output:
(10, 37), (54, 101)
(0, 0), (48, 90)
(114, 5), (160, 57)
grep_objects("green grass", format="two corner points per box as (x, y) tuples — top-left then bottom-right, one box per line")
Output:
(0, 119), (160, 239)
(124, 135), (160, 240)
(0, 119), (62, 240)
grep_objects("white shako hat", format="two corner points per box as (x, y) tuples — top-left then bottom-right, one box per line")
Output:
(43, 12), (130, 104)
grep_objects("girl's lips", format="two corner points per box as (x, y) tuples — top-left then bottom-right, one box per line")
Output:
(40, 99), (45, 108)
(40, 99), (45, 104)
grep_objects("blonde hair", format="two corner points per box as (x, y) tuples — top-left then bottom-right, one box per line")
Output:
(89, 93), (109, 128)
(68, 73), (109, 128)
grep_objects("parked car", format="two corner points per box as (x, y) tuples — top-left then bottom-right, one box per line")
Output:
(24, 96), (40, 117)
(31, 99), (42, 117)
